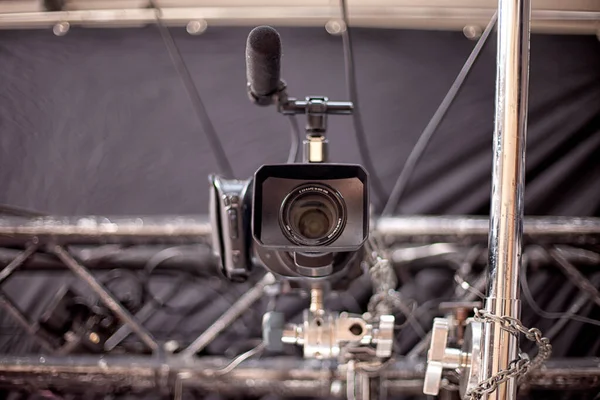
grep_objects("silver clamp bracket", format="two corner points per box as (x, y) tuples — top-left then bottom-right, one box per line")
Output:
(263, 310), (394, 360)
(279, 96), (353, 163)
(423, 317), (483, 398)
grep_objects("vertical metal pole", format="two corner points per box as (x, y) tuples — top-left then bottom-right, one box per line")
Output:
(482, 0), (530, 399)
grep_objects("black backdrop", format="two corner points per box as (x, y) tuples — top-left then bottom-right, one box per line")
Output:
(0, 26), (599, 217)
(0, 26), (599, 399)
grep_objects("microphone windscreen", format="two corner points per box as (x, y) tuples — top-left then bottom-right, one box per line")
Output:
(246, 26), (282, 97)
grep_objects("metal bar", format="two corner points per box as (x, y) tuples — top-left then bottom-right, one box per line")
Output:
(481, 0), (531, 399)
(0, 291), (57, 353)
(0, 356), (596, 394)
(51, 245), (159, 353)
(0, 215), (212, 245)
(104, 284), (181, 351)
(0, 245), (216, 273)
(1, 215), (599, 246)
(0, 7), (596, 34)
(0, 242), (596, 273)
(180, 273), (276, 358)
(376, 216), (600, 244)
(0, 244), (37, 284)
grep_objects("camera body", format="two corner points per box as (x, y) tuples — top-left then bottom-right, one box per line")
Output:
(209, 175), (253, 282)
(210, 163), (369, 283)
(252, 164), (369, 252)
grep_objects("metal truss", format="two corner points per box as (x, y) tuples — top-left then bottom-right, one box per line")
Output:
(0, 214), (598, 396)
(0, 356), (598, 396)
(0, 1), (598, 34)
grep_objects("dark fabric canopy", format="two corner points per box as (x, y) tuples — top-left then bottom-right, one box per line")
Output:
(0, 26), (598, 400)
(0, 27), (598, 216)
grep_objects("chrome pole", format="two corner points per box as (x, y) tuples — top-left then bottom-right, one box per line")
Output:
(481, 0), (531, 399)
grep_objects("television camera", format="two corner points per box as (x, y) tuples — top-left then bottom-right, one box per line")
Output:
(209, 26), (394, 361)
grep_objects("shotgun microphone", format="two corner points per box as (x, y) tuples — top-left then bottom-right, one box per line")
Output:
(245, 26), (283, 105)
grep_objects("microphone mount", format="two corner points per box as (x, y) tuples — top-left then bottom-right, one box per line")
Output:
(248, 82), (353, 163)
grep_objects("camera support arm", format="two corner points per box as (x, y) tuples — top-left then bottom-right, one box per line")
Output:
(278, 95), (353, 163)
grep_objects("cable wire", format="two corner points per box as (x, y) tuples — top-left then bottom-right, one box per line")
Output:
(339, 0), (387, 209)
(207, 342), (266, 376)
(521, 255), (600, 327)
(381, 12), (498, 216)
(141, 246), (221, 315)
(0, 204), (47, 217)
(286, 115), (301, 163)
(148, 0), (234, 178)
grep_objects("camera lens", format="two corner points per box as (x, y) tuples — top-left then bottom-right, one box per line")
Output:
(280, 184), (346, 246)
(297, 207), (330, 239)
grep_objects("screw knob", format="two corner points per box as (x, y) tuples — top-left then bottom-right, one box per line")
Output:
(423, 318), (451, 395)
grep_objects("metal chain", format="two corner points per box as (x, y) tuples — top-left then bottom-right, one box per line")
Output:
(464, 309), (552, 400)
(364, 235), (403, 318)
(364, 235), (398, 293)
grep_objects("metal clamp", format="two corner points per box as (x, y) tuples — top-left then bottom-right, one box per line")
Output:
(275, 310), (394, 359)
(423, 317), (482, 397)
(278, 96), (353, 163)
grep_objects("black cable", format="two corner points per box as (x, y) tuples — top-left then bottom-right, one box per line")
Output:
(339, 0), (387, 209)
(148, 0), (234, 178)
(0, 203), (47, 217)
(521, 256), (600, 327)
(140, 246), (209, 315)
(140, 246), (234, 317)
(286, 115), (301, 163)
(381, 12), (498, 216)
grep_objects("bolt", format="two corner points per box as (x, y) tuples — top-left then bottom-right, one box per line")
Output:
(64, 331), (77, 342)
(164, 340), (180, 353)
(325, 20), (346, 36)
(53, 22), (70, 36)
(310, 288), (323, 313)
(186, 20), (207, 35)
(463, 25), (482, 40)
(330, 380), (343, 396)
(89, 332), (100, 344)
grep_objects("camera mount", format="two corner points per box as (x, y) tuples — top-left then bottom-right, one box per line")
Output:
(262, 302), (394, 360)
(278, 93), (353, 163)
(423, 317), (483, 398)
(249, 82), (353, 163)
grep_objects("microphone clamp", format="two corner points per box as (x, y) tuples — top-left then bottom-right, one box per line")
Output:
(279, 94), (353, 163)
(247, 80), (288, 107)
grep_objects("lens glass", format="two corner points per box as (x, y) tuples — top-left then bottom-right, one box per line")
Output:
(291, 195), (333, 240)
(280, 184), (346, 246)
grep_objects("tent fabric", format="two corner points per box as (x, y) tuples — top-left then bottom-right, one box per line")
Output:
(0, 26), (599, 399)
(0, 27), (598, 216)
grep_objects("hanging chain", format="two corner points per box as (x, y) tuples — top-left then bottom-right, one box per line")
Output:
(364, 234), (397, 293)
(464, 308), (552, 400)
(363, 235), (402, 318)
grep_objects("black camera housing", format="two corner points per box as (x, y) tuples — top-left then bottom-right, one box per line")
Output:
(209, 175), (253, 281)
(252, 163), (369, 253)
